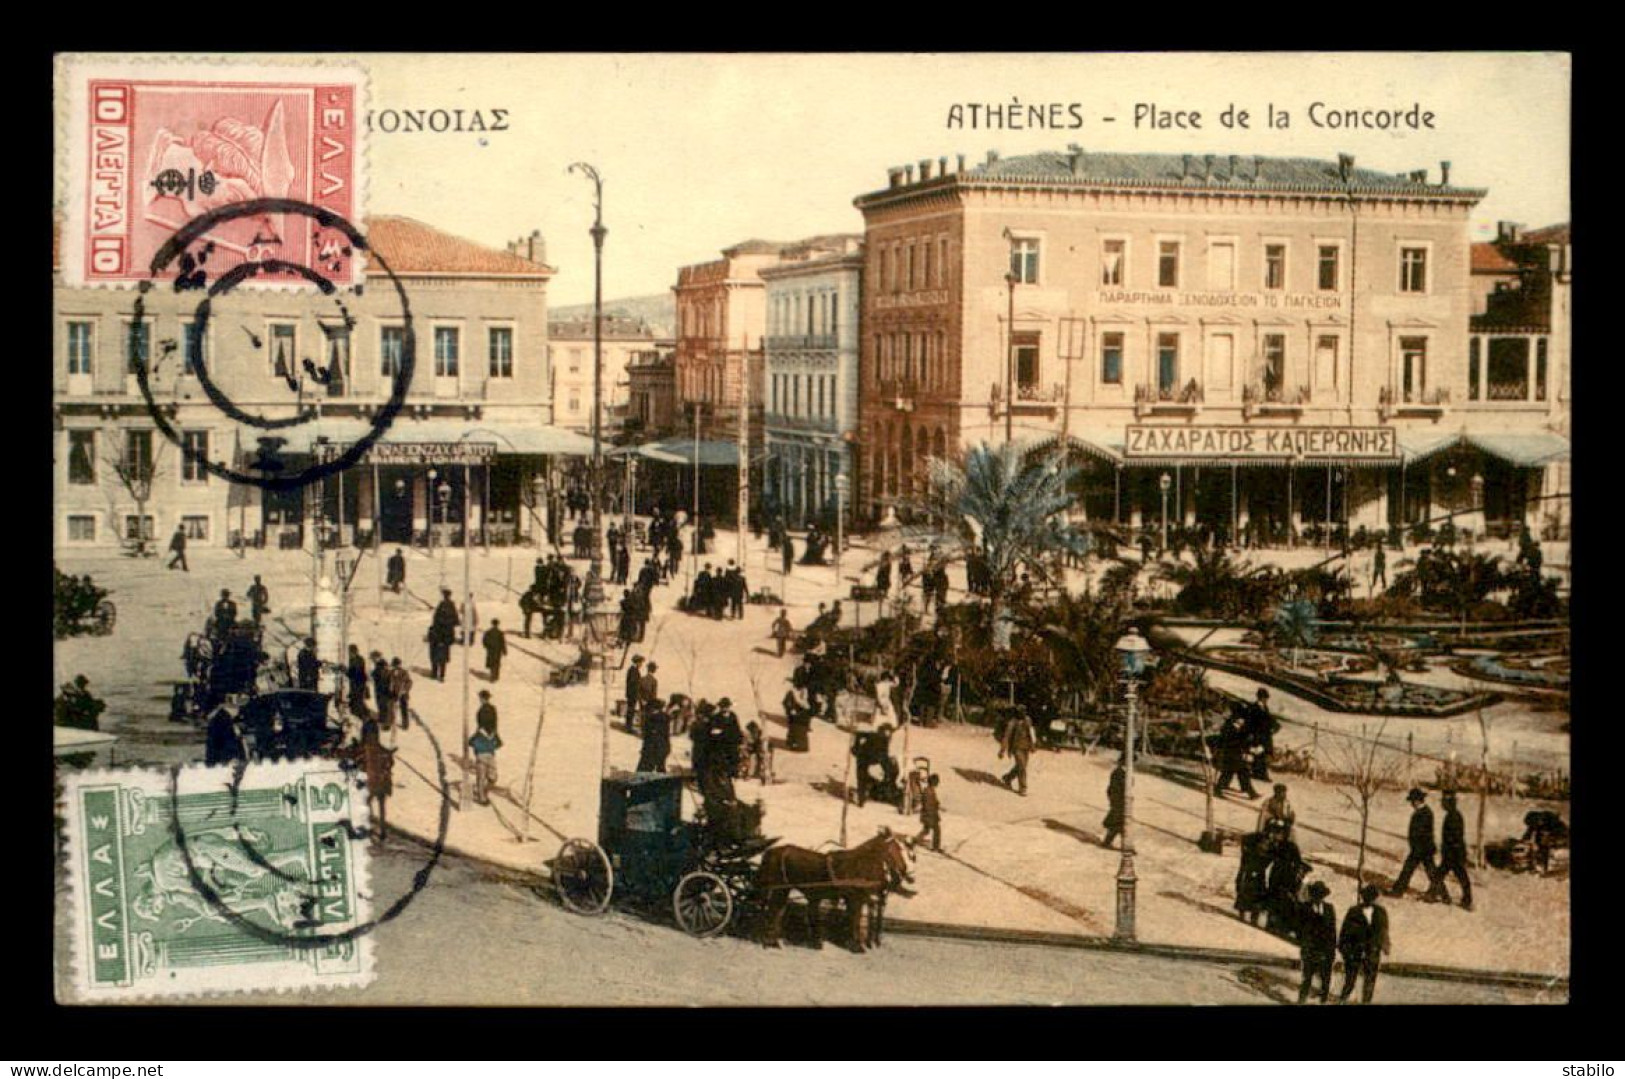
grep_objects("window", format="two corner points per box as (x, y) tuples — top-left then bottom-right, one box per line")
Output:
(1156, 333), (1179, 393)
(1318, 245), (1340, 291)
(66, 321), (94, 375)
(1315, 335), (1340, 391)
(1010, 238), (1040, 285)
(830, 297), (838, 339)
(1014, 332), (1040, 392)
(269, 323), (296, 379)
(922, 245), (932, 290)
(380, 326), (406, 378)
(1400, 337), (1428, 401)
(937, 238), (948, 285)
(1206, 241), (1236, 291)
(184, 321), (207, 375)
(906, 247), (916, 291)
(68, 431), (96, 485)
(434, 327), (460, 377)
(1263, 244), (1286, 291)
(124, 515), (155, 542)
(1101, 332), (1124, 385)
(807, 294), (815, 335)
(321, 324), (350, 395)
(1487, 338), (1531, 400)
(1101, 239), (1125, 286)
(568, 348), (583, 373)
(1468, 338), (1481, 401)
(182, 516), (210, 541)
(67, 516), (96, 542)
(1209, 333), (1234, 391)
(568, 393), (580, 413)
(126, 320), (150, 375)
(1400, 247), (1428, 293)
(1262, 335), (1286, 393)
(181, 430), (208, 484)
(489, 327), (514, 378)
(792, 375), (800, 416)
(1158, 241), (1181, 288)
(125, 430), (154, 486)
(1536, 339), (1549, 402)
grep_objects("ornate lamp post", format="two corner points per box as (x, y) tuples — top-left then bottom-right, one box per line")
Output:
(1113, 626), (1150, 941)
(569, 161), (608, 606)
(1471, 472), (1486, 541)
(1158, 471), (1172, 555)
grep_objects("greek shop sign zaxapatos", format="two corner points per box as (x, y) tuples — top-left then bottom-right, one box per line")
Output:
(1125, 425), (1398, 460)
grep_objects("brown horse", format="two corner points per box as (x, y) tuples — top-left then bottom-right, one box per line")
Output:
(756, 827), (915, 951)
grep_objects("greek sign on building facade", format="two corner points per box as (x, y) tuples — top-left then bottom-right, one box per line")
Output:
(1124, 425), (1399, 460)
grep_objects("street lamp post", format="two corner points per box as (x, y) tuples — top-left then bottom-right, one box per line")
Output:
(834, 472), (848, 585)
(1113, 626), (1150, 942)
(569, 161), (608, 604)
(1004, 269), (1017, 448)
(1471, 472), (1486, 541)
(1158, 472), (1172, 555)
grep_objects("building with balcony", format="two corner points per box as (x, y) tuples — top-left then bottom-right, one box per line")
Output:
(547, 314), (658, 436)
(625, 342), (678, 440)
(54, 214), (593, 552)
(851, 148), (1571, 541)
(761, 235), (863, 528)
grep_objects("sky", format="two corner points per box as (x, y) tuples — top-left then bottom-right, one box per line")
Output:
(203, 53), (1576, 307)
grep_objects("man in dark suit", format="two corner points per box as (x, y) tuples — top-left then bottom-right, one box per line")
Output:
(1391, 787), (1449, 901)
(1338, 883), (1390, 1003)
(482, 619), (508, 682)
(387, 549), (407, 593)
(1438, 790), (1473, 910)
(296, 637), (320, 691)
(429, 588), (459, 681)
(624, 655), (644, 732)
(1102, 761), (1127, 849)
(212, 589), (239, 635)
(1297, 880), (1337, 1004)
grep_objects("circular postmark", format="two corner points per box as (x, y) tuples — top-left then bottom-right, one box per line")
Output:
(131, 197), (416, 492)
(165, 716), (453, 949)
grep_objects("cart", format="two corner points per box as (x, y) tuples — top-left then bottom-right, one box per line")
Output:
(171, 620), (269, 723)
(551, 773), (776, 937)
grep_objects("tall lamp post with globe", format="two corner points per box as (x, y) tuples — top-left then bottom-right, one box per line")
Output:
(1113, 626), (1151, 941)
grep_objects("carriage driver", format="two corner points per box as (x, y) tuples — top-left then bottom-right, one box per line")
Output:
(854, 724), (900, 807)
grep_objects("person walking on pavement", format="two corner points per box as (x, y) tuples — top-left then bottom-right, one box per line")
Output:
(360, 716), (395, 849)
(636, 701), (672, 773)
(387, 548), (407, 594)
(1391, 787), (1449, 902)
(1438, 790), (1474, 910)
(482, 619), (507, 682)
(771, 608), (793, 657)
(167, 525), (188, 571)
(998, 706), (1037, 796)
(247, 576), (270, 626)
(915, 773), (943, 853)
(1245, 688), (1278, 781)
(1257, 783), (1296, 839)
(429, 588), (459, 681)
(390, 657), (412, 730)
(474, 689), (502, 795)
(781, 532), (795, 578)
(1371, 542), (1388, 592)
(624, 655), (645, 732)
(639, 662), (661, 725)
(345, 644), (369, 720)
(1297, 881), (1337, 1004)
(1213, 709), (1260, 799)
(1102, 760), (1127, 848)
(371, 652), (395, 727)
(212, 589), (239, 635)
(296, 637), (320, 691)
(1338, 883), (1391, 1004)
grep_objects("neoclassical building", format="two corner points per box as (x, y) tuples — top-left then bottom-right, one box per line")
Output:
(851, 148), (1570, 541)
(54, 215), (592, 551)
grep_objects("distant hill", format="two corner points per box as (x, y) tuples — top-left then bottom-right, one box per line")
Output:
(550, 293), (675, 338)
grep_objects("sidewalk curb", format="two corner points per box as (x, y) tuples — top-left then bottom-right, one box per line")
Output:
(380, 822), (1566, 994)
(884, 918), (1568, 992)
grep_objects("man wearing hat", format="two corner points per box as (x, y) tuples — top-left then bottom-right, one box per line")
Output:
(1338, 883), (1391, 1003)
(998, 705), (1038, 796)
(468, 689), (502, 805)
(1391, 787), (1449, 902)
(429, 588), (459, 681)
(639, 662), (661, 724)
(1245, 688), (1278, 781)
(624, 655), (644, 732)
(1438, 790), (1473, 910)
(1297, 880), (1338, 1004)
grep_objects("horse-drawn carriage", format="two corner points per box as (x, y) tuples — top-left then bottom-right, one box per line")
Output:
(171, 620), (268, 723)
(549, 773), (916, 948)
(53, 569), (115, 638)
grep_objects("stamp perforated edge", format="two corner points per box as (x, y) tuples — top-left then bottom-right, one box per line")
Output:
(54, 53), (371, 291)
(59, 758), (376, 1002)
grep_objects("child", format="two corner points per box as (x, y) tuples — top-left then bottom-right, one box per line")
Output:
(916, 773), (943, 853)
(743, 720), (768, 783)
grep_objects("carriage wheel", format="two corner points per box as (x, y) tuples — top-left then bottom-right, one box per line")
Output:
(672, 871), (733, 938)
(93, 601), (116, 636)
(553, 839), (613, 915)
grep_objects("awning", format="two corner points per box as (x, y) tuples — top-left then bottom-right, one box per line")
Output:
(274, 418), (596, 457)
(624, 438), (742, 468)
(1022, 431), (1124, 464)
(1395, 430), (1571, 467)
(1396, 431), (1462, 466)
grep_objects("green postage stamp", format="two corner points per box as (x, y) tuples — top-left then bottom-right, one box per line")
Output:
(61, 762), (374, 999)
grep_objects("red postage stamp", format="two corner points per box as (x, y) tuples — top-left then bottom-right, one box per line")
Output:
(59, 58), (367, 288)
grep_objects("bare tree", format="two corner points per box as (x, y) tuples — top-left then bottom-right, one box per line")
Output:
(101, 437), (169, 556)
(1327, 719), (1407, 883)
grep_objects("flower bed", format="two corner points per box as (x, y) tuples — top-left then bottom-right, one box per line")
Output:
(1450, 652), (1570, 690)
(1194, 647), (1499, 718)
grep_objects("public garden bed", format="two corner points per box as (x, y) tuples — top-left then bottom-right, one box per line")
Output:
(1449, 652), (1570, 691)
(1193, 647), (1500, 718)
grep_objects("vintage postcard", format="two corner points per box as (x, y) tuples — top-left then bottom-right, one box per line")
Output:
(52, 52), (1570, 1006)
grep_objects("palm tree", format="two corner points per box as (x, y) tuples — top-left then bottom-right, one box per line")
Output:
(1156, 545), (1263, 619)
(1273, 598), (1320, 668)
(1024, 589), (1132, 718)
(926, 443), (1090, 650)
